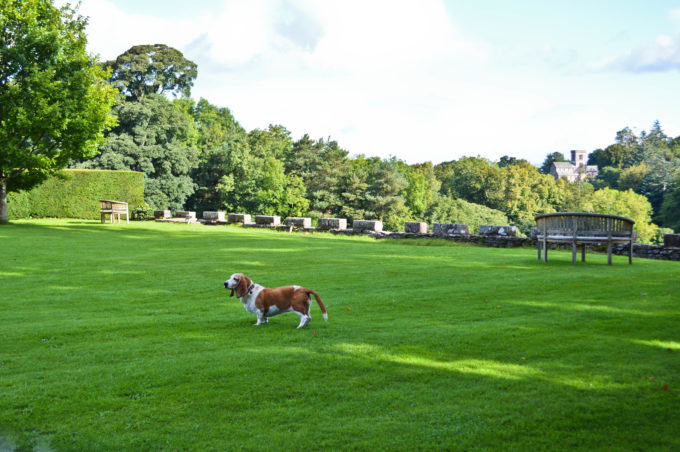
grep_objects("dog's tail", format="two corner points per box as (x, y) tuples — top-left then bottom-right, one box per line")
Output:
(305, 289), (328, 321)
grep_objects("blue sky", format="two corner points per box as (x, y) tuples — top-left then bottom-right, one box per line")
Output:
(73, 0), (680, 164)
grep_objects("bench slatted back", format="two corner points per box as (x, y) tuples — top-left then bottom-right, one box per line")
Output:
(100, 200), (128, 213)
(537, 212), (634, 237)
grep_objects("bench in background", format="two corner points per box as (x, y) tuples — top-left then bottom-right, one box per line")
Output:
(535, 212), (635, 265)
(100, 200), (129, 224)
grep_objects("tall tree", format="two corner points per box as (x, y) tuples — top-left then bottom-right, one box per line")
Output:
(615, 126), (639, 148)
(659, 174), (680, 232)
(177, 97), (245, 156)
(403, 162), (440, 217)
(0, 0), (117, 224)
(72, 95), (198, 210)
(285, 135), (350, 215)
(103, 44), (197, 101)
(539, 152), (567, 174)
(247, 125), (293, 160)
(498, 155), (530, 168)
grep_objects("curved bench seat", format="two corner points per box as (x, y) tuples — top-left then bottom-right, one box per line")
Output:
(535, 212), (635, 265)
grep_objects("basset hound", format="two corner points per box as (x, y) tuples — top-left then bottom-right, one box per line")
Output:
(224, 273), (328, 328)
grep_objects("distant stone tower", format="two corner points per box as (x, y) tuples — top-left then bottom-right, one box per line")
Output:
(571, 150), (587, 169)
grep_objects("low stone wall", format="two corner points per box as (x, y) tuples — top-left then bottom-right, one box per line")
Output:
(353, 220), (383, 232)
(318, 218), (347, 230)
(433, 223), (468, 235)
(255, 215), (281, 226)
(613, 243), (680, 261)
(367, 231), (527, 248)
(176, 211), (196, 220)
(154, 210), (170, 220)
(405, 222), (427, 233)
(284, 217), (312, 228)
(479, 225), (517, 236)
(228, 213), (251, 224)
(203, 211), (225, 221)
(665, 234), (680, 248)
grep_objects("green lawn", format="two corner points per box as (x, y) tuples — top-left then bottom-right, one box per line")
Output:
(1, 219), (678, 451)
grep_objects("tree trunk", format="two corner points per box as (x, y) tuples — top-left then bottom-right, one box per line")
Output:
(0, 180), (8, 224)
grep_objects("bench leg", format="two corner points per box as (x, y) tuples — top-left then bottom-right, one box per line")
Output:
(543, 240), (548, 262)
(537, 242), (541, 260)
(629, 241), (633, 264)
(101, 213), (105, 224)
(607, 241), (613, 265)
(581, 244), (586, 262)
(572, 241), (577, 265)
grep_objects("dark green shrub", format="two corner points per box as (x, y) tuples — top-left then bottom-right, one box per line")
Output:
(7, 169), (144, 220)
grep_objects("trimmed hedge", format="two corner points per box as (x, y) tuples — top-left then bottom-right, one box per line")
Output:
(7, 169), (144, 220)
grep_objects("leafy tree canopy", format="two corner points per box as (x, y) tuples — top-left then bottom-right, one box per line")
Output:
(103, 44), (197, 101)
(72, 94), (198, 210)
(659, 173), (680, 232)
(0, 0), (117, 223)
(539, 152), (567, 174)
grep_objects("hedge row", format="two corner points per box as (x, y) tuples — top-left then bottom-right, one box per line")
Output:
(7, 169), (145, 220)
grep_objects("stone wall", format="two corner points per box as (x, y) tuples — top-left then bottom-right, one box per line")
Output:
(612, 243), (680, 261)
(190, 214), (680, 262)
(318, 218), (347, 230)
(284, 217), (312, 228)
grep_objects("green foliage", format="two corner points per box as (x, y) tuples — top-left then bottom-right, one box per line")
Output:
(0, 0), (118, 222)
(285, 135), (350, 215)
(176, 97), (245, 157)
(72, 94), (199, 210)
(435, 157), (562, 226)
(425, 194), (509, 233)
(403, 162), (441, 218)
(498, 155), (530, 168)
(247, 124), (293, 160)
(188, 140), (258, 213)
(617, 163), (649, 191)
(636, 152), (680, 221)
(659, 174), (680, 232)
(7, 169), (144, 219)
(593, 166), (621, 189)
(539, 152), (567, 174)
(103, 44), (197, 101)
(572, 187), (658, 243)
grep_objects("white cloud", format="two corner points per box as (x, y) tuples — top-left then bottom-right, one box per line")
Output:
(74, 1), (189, 60)
(595, 12), (680, 74)
(71, 1), (680, 165)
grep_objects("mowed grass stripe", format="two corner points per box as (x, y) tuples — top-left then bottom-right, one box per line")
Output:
(1, 220), (678, 451)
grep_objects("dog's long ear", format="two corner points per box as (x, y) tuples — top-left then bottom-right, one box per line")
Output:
(236, 274), (251, 298)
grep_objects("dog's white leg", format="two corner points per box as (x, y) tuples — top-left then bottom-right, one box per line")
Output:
(294, 311), (310, 328)
(255, 311), (267, 326)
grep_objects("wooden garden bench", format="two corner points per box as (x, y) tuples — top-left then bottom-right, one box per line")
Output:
(100, 200), (129, 224)
(535, 212), (635, 265)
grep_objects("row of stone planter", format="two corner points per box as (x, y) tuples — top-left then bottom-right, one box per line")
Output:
(199, 211), (521, 236)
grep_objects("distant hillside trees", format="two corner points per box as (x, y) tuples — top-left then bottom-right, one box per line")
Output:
(588, 121), (680, 226)
(68, 42), (675, 241)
